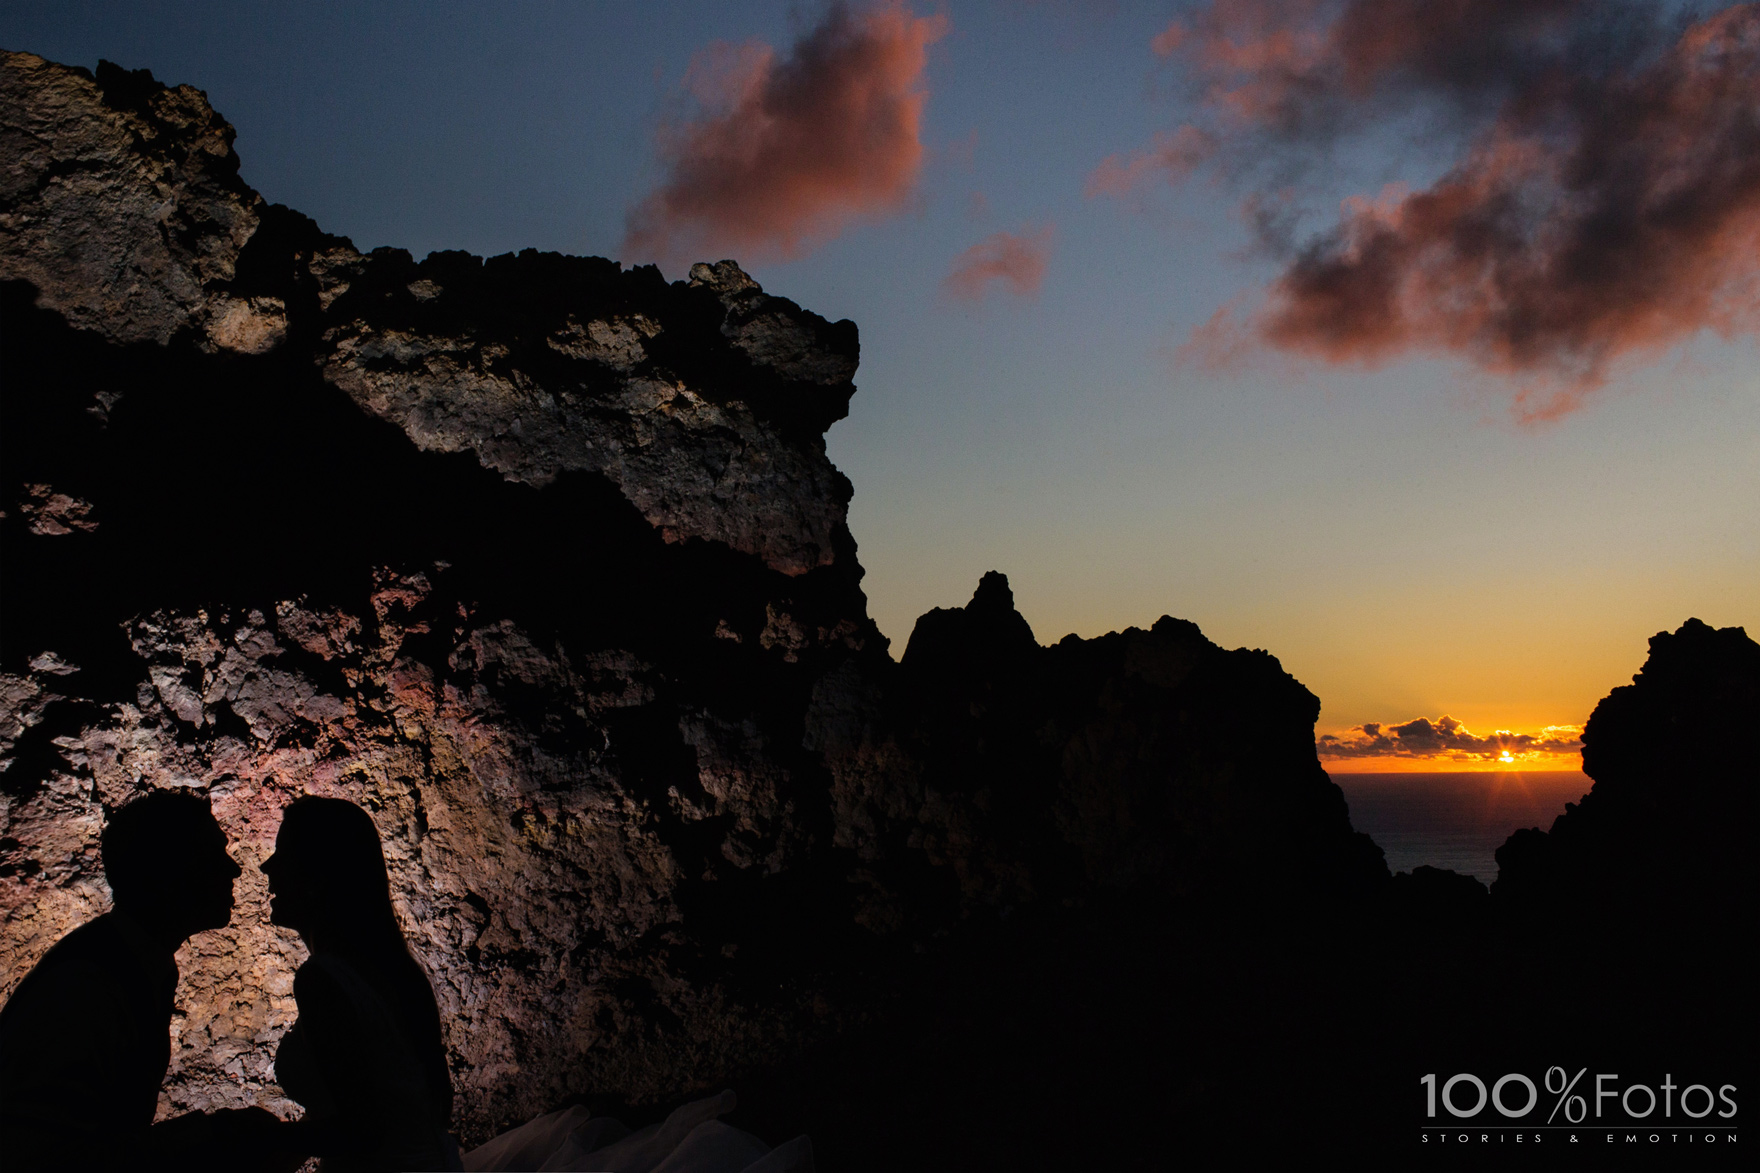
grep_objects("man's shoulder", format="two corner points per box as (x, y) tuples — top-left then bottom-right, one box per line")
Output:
(12, 914), (141, 983)
(34, 911), (126, 957)
(0, 914), (177, 1153)
(5, 917), (106, 1004)
(0, 914), (161, 1024)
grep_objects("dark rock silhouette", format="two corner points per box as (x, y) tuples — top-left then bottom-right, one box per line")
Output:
(888, 571), (1386, 907)
(1494, 618), (1760, 927)
(1387, 864), (1487, 926)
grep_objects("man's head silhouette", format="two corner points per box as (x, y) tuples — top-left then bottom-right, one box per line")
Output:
(0, 790), (262, 1169)
(101, 790), (240, 946)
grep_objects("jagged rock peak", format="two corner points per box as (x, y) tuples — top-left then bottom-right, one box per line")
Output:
(900, 571), (1039, 672)
(1583, 616), (1758, 785)
(1618, 616), (1756, 691)
(689, 259), (760, 297)
(887, 573), (1385, 903)
(969, 570), (1017, 615)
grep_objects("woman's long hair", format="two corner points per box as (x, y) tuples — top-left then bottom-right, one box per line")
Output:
(277, 797), (453, 1126)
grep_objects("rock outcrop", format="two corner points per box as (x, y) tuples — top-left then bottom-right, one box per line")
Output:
(1493, 617), (1760, 926)
(1, 53), (856, 577)
(876, 572), (1386, 909)
(0, 53), (259, 348)
(0, 50), (1385, 1144)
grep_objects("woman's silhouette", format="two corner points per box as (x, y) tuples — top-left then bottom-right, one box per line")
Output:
(262, 797), (460, 1172)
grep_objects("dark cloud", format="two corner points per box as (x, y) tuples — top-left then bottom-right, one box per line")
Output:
(1155, 0), (1619, 140)
(1317, 714), (1583, 763)
(623, 3), (946, 266)
(1102, 1), (1760, 416)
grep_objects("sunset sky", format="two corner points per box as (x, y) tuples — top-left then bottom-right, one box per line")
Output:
(5, 0), (1756, 770)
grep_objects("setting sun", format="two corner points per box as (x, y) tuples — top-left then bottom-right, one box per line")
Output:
(1315, 715), (1585, 772)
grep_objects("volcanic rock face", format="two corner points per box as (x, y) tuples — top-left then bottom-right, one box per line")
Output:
(0, 51), (1381, 1142)
(0, 50), (878, 1135)
(1, 54), (854, 577)
(0, 53), (259, 347)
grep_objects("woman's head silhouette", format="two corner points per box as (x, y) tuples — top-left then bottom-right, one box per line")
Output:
(262, 795), (453, 1127)
(261, 796), (397, 948)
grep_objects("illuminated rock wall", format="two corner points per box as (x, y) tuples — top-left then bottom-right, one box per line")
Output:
(1, 50), (884, 1138)
(1, 50), (1384, 1142)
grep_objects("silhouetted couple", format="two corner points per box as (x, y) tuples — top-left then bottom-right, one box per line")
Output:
(0, 791), (459, 1172)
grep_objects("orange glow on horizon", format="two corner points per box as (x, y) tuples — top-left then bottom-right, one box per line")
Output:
(1320, 755), (1586, 776)
(1315, 713), (1584, 774)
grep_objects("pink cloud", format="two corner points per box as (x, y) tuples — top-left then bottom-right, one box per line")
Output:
(1149, 22), (1187, 58)
(1173, 295), (1256, 372)
(1085, 125), (1217, 199)
(623, 2), (947, 266)
(1123, 1), (1760, 417)
(1259, 7), (1760, 415)
(942, 226), (1055, 303)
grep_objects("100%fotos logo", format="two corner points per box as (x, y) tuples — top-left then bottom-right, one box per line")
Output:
(1422, 1068), (1738, 1122)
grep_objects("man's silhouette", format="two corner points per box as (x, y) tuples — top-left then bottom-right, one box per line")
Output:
(0, 789), (274, 1170)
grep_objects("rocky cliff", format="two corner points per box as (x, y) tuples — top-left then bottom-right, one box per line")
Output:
(1493, 617), (1760, 926)
(0, 50), (1383, 1143)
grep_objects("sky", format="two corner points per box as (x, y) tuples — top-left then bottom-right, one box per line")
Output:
(5, 0), (1756, 771)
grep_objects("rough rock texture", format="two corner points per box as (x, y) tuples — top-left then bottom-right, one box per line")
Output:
(0, 52), (854, 576)
(0, 54), (260, 347)
(0, 51), (1384, 1144)
(308, 249), (858, 575)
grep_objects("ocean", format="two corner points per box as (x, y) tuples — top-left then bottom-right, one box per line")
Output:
(1328, 770), (1592, 884)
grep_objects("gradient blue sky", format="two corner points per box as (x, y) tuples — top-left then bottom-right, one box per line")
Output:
(5, 1), (1755, 752)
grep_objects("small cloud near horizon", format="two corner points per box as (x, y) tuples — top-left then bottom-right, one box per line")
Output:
(943, 225), (1055, 302)
(1097, 1), (1760, 420)
(1317, 715), (1584, 766)
(623, 2), (947, 268)
(1174, 293), (1257, 371)
(1086, 125), (1218, 200)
